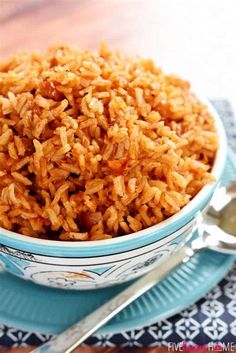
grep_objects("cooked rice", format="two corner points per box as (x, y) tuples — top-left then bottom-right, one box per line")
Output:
(0, 44), (218, 241)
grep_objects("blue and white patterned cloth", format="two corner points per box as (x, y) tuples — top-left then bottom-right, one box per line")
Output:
(0, 100), (235, 348)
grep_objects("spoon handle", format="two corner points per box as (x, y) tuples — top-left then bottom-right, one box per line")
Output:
(31, 246), (194, 353)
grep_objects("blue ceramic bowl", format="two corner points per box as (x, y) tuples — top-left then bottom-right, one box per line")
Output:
(0, 99), (227, 290)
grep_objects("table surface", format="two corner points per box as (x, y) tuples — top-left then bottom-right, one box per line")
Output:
(0, 1), (236, 352)
(1, 0), (236, 113)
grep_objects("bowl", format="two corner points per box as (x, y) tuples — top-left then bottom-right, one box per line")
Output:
(0, 98), (227, 290)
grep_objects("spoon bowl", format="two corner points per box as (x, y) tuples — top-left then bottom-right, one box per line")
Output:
(194, 182), (236, 254)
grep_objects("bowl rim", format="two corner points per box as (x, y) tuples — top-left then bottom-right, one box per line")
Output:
(0, 97), (227, 252)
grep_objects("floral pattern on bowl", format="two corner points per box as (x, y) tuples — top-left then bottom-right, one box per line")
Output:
(0, 220), (194, 289)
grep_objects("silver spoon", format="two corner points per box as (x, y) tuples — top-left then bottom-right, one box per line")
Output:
(32, 182), (236, 353)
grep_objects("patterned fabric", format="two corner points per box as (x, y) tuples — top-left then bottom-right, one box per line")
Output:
(0, 100), (235, 347)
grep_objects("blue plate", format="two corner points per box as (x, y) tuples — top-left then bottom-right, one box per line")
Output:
(0, 150), (235, 335)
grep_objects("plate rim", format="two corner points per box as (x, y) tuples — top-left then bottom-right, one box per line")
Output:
(0, 252), (234, 336)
